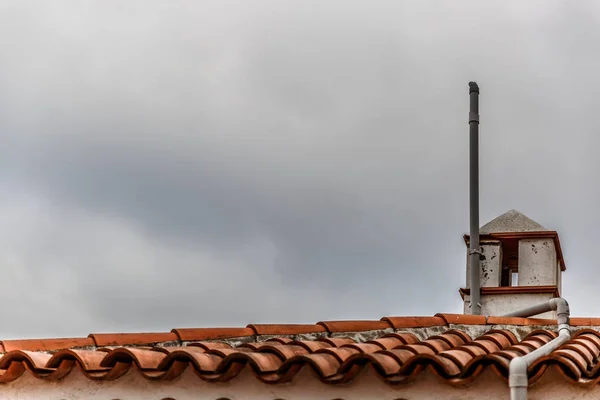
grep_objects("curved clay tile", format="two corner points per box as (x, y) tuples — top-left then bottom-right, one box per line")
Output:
(46, 349), (109, 371)
(99, 362), (133, 381)
(382, 347), (429, 364)
(0, 362), (26, 383)
(441, 329), (473, 344)
(247, 324), (327, 335)
(0, 350), (52, 371)
(224, 351), (284, 373)
(318, 337), (357, 347)
(398, 343), (437, 356)
(470, 338), (504, 354)
(287, 353), (342, 378)
(292, 340), (331, 353)
(381, 332), (420, 345)
(380, 316), (446, 329)
(0, 338), (94, 352)
(482, 330), (518, 348)
(354, 352), (404, 376)
(433, 314), (486, 325)
(37, 359), (77, 381)
(425, 354), (464, 378)
(100, 347), (167, 370)
(160, 349), (222, 373)
(255, 343), (310, 359)
(88, 332), (178, 347)
(316, 320), (392, 333)
(315, 347), (360, 363)
(341, 342), (385, 354)
(172, 327), (254, 341)
(438, 349), (476, 369)
(186, 341), (232, 351)
(366, 336), (405, 350)
(264, 337), (294, 345)
(420, 338), (453, 353)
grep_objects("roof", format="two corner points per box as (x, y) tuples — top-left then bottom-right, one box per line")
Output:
(1, 314), (600, 387)
(480, 209), (547, 234)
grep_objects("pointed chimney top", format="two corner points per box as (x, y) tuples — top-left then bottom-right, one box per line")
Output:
(479, 209), (547, 234)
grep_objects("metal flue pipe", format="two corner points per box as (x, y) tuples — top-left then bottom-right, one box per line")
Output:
(468, 81), (482, 315)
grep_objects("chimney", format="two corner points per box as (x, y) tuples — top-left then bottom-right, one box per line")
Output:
(460, 210), (566, 318)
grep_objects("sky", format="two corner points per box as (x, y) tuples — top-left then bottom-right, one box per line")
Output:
(0, 0), (598, 338)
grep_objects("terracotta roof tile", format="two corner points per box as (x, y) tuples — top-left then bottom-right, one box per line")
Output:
(381, 316), (447, 329)
(488, 316), (562, 327)
(434, 313), (487, 325)
(524, 318), (559, 326)
(570, 318), (600, 326)
(89, 332), (177, 347)
(293, 340), (331, 353)
(247, 324), (327, 335)
(172, 327), (254, 341)
(3, 314), (600, 387)
(0, 338), (94, 352)
(486, 316), (529, 325)
(316, 320), (392, 333)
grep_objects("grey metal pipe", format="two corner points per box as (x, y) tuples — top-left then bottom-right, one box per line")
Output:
(502, 302), (553, 318)
(507, 298), (570, 400)
(468, 81), (482, 315)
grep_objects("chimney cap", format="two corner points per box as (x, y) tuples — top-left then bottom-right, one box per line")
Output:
(479, 209), (548, 234)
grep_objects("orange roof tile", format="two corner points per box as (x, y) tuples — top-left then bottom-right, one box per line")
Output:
(247, 324), (327, 335)
(434, 313), (487, 325)
(172, 327), (255, 341)
(89, 332), (178, 347)
(1, 315), (600, 386)
(0, 337), (94, 353)
(316, 320), (392, 332)
(381, 316), (446, 329)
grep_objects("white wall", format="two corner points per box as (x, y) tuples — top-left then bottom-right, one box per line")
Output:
(518, 239), (557, 286)
(465, 241), (502, 288)
(463, 292), (556, 318)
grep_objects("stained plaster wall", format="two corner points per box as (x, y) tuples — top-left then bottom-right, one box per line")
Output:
(465, 241), (502, 288)
(462, 292), (556, 319)
(518, 239), (557, 286)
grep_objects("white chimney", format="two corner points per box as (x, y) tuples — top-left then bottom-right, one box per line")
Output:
(460, 209), (566, 318)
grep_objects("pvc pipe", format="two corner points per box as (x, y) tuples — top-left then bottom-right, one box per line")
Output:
(506, 298), (570, 400)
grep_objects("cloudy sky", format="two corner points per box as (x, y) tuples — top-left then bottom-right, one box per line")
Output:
(0, 0), (598, 338)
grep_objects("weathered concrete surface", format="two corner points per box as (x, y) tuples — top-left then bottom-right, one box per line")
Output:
(465, 241), (502, 288)
(479, 209), (547, 234)
(557, 260), (562, 293)
(463, 292), (556, 318)
(518, 239), (557, 286)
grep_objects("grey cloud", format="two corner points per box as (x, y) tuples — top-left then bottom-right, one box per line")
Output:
(0, 1), (598, 337)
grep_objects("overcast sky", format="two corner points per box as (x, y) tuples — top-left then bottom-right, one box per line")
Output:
(0, 1), (598, 338)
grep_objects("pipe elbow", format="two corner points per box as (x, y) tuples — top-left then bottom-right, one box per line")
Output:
(549, 297), (569, 312)
(509, 357), (528, 389)
(550, 298), (570, 326)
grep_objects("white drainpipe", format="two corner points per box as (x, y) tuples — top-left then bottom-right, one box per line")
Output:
(502, 298), (570, 400)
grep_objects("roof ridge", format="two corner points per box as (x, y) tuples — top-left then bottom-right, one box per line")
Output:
(4, 314), (600, 352)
